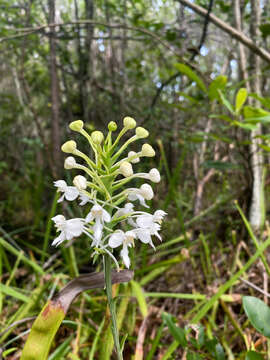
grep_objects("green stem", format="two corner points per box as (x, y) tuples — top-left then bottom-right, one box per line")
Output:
(104, 255), (123, 360)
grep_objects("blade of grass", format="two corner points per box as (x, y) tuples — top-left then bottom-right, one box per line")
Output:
(42, 191), (58, 263)
(235, 201), (270, 277)
(0, 283), (30, 303)
(0, 237), (44, 275)
(5, 250), (23, 287)
(145, 323), (164, 360)
(192, 234), (270, 323)
(88, 318), (105, 360)
(145, 292), (205, 300)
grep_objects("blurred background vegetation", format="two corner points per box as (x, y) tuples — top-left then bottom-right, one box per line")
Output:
(2, 0), (270, 359)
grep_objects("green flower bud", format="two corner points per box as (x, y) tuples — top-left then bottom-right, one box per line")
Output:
(141, 144), (155, 157)
(136, 127), (149, 138)
(123, 116), (136, 129)
(64, 156), (77, 169)
(108, 121), (117, 131)
(91, 131), (104, 144)
(69, 120), (84, 132)
(61, 140), (77, 153)
(119, 161), (133, 177)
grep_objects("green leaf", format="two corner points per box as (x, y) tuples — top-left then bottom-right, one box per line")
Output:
(259, 23), (270, 38)
(208, 75), (227, 100)
(162, 312), (187, 347)
(205, 339), (225, 360)
(174, 63), (207, 93)
(259, 144), (270, 152)
(198, 325), (205, 348)
(248, 93), (270, 109)
(235, 88), (248, 113)
(130, 280), (148, 318)
(243, 296), (270, 337)
(243, 106), (270, 120)
(245, 350), (264, 360)
(210, 114), (234, 123)
(218, 90), (234, 114)
(177, 92), (199, 104)
(233, 121), (258, 130)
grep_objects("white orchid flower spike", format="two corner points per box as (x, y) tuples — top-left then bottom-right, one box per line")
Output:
(52, 117), (166, 359)
(52, 117), (166, 269)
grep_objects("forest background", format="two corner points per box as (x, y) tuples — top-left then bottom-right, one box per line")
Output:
(2, 0), (270, 359)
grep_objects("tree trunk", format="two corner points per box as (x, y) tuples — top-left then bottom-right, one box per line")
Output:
(48, 0), (61, 178)
(249, 0), (264, 231)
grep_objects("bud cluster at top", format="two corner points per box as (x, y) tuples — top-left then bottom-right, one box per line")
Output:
(52, 117), (166, 269)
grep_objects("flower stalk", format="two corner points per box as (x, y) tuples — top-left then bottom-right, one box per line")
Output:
(104, 255), (123, 360)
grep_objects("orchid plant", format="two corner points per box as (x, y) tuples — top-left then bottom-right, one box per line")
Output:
(52, 117), (166, 359)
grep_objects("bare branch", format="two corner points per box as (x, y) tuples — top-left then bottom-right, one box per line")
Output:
(0, 20), (184, 61)
(177, 0), (270, 63)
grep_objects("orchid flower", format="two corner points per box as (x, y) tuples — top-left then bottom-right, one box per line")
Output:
(51, 215), (85, 246)
(54, 180), (79, 203)
(127, 183), (154, 208)
(109, 230), (136, 268)
(85, 204), (111, 246)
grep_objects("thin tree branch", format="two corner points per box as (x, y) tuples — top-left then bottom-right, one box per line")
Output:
(177, 0), (270, 63)
(190, 0), (214, 61)
(0, 20), (184, 61)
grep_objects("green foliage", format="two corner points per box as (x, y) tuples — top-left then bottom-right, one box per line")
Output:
(235, 88), (248, 114)
(243, 296), (270, 338)
(174, 63), (207, 93)
(245, 351), (264, 360)
(162, 312), (187, 347)
(208, 75), (227, 101)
